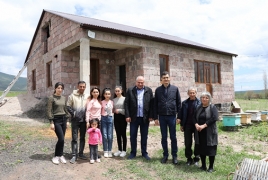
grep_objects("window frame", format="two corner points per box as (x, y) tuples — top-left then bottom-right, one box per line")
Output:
(194, 60), (221, 84)
(159, 54), (169, 76)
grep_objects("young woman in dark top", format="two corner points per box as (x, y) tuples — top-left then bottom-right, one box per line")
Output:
(194, 91), (218, 173)
(47, 82), (70, 165)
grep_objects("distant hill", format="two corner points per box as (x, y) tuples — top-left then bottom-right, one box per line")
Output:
(0, 72), (27, 91)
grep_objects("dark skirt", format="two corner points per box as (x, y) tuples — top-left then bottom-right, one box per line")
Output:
(198, 128), (217, 156)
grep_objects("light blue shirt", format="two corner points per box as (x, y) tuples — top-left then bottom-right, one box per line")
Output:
(137, 87), (144, 117)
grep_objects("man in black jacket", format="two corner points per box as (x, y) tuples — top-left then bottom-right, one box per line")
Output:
(154, 71), (181, 164)
(124, 76), (153, 160)
(179, 87), (201, 166)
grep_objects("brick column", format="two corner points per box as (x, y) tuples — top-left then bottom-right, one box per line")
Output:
(80, 38), (90, 94)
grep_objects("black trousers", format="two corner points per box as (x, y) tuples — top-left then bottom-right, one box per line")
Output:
(114, 114), (127, 151)
(89, 144), (98, 160)
(184, 126), (199, 161)
(71, 120), (86, 156)
(53, 116), (67, 157)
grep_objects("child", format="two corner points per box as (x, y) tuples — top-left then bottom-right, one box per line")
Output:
(87, 118), (102, 164)
(101, 88), (114, 158)
(113, 86), (127, 157)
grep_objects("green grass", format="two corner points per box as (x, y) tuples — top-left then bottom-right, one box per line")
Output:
(0, 91), (26, 97)
(0, 121), (49, 150)
(115, 146), (260, 180)
(101, 122), (265, 180)
(235, 99), (268, 111)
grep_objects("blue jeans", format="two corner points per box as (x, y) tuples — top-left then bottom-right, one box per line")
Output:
(159, 115), (178, 158)
(101, 116), (113, 151)
(129, 117), (149, 156)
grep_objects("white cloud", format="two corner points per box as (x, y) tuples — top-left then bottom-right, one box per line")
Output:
(0, 0), (267, 90)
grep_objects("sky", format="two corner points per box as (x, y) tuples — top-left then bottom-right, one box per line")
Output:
(0, 0), (267, 91)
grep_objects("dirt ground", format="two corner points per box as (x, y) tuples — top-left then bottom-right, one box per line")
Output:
(0, 95), (267, 180)
(0, 95), (168, 180)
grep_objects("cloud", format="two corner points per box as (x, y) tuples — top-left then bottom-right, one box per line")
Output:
(0, 0), (267, 91)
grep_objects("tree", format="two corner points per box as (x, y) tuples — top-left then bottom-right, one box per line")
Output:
(264, 70), (268, 99)
(244, 90), (254, 100)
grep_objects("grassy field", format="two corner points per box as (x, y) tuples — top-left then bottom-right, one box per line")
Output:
(0, 91), (26, 97)
(103, 123), (265, 180)
(1, 119), (267, 179)
(235, 99), (268, 111)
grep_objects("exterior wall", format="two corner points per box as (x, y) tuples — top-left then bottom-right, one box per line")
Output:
(114, 48), (144, 88)
(27, 12), (86, 97)
(27, 12), (235, 105)
(93, 31), (235, 103)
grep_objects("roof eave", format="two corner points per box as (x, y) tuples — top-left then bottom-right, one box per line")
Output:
(81, 24), (237, 57)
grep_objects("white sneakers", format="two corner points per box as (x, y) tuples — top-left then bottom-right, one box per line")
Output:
(52, 156), (67, 164)
(120, 151), (126, 157)
(104, 151), (113, 158)
(90, 159), (101, 164)
(52, 156), (60, 165)
(59, 156), (66, 164)
(104, 151), (109, 158)
(108, 151), (113, 158)
(105, 151), (126, 158)
(113, 151), (126, 157)
(114, 151), (122, 156)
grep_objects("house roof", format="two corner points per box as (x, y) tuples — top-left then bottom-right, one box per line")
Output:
(25, 9), (237, 63)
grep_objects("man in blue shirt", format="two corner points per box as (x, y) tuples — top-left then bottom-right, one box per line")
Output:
(154, 71), (181, 164)
(125, 76), (154, 160)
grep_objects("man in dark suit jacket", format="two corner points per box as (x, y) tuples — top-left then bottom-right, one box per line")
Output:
(124, 76), (153, 160)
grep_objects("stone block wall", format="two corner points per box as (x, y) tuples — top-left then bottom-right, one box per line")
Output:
(114, 48), (144, 89)
(27, 12), (85, 98)
(26, 11), (235, 104)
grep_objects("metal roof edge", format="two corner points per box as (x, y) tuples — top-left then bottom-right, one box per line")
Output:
(81, 24), (238, 57)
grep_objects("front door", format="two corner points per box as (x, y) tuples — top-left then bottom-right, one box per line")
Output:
(119, 65), (126, 94)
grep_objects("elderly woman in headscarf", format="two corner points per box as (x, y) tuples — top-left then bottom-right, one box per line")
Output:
(193, 91), (218, 173)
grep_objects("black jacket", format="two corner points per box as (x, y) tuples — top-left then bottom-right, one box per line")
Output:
(124, 86), (153, 123)
(153, 84), (181, 119)
(179, 97), (201, 127)
(194, 104), (218, 146)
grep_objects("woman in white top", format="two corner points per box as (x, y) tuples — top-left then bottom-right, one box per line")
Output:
(113, 86), (127, 157)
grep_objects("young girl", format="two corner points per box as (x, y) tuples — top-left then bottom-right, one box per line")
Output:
(101, 88), (114, 158)
(113, 86), (127, 157)
(86, 87), (101, 129)
(47, 82), (70, 165)
(87, 118), (102, 164)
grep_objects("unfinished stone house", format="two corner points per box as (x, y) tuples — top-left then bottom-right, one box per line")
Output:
(25, 9), (237, 108)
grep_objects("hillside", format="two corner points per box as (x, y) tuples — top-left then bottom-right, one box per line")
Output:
(0, 72), (27, 91)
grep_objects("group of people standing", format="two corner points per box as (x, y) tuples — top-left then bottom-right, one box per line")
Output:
(47, 71), (218, 173)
